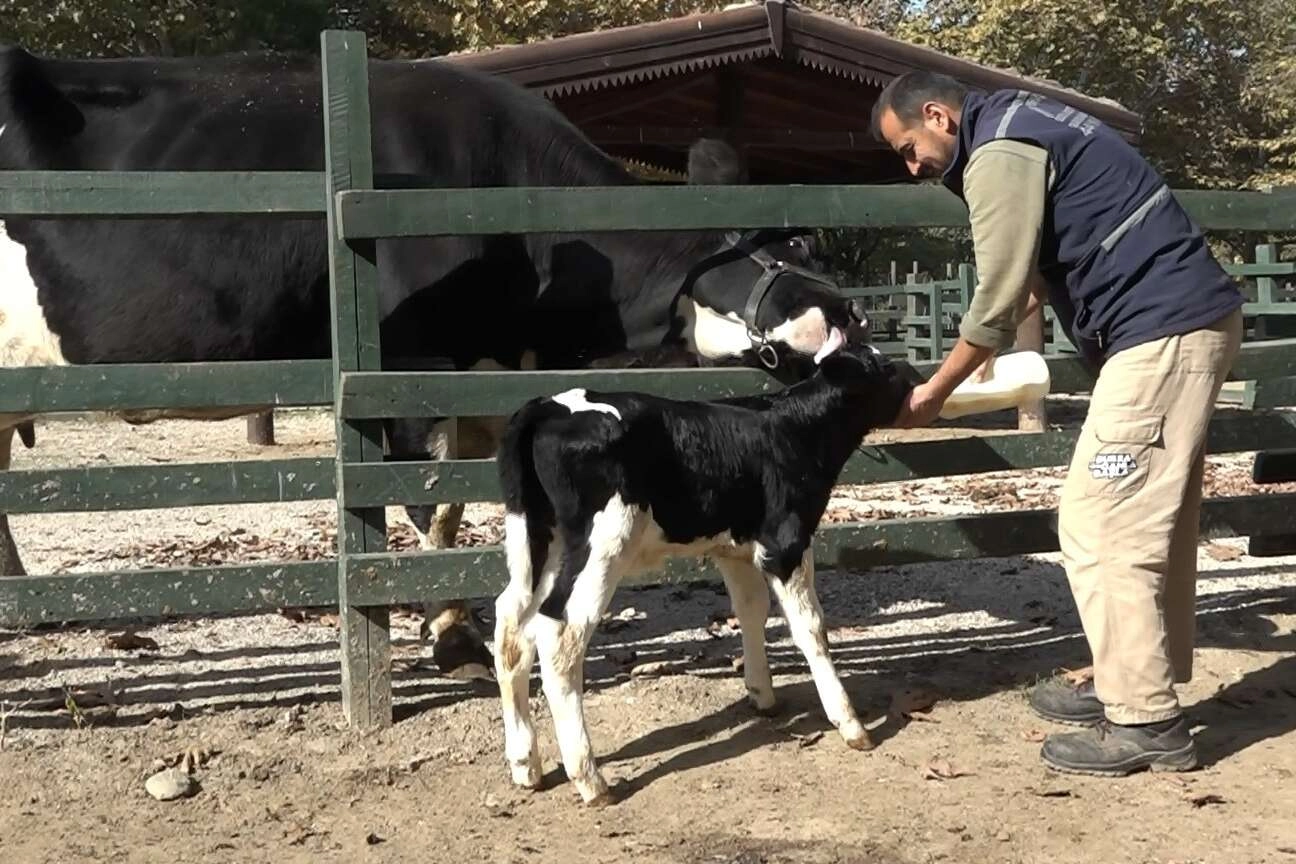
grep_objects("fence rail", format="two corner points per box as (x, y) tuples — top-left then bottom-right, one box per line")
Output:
(0, 29), (1293, 731)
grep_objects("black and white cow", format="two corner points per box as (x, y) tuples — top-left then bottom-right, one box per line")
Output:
(493, 335), (911, 805)
(0, 46), (870, 674)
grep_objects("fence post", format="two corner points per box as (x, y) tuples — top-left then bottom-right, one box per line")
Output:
(904, 273), (921, 362)
(322, 30), (392, 729)
(929, 280), (941, 360)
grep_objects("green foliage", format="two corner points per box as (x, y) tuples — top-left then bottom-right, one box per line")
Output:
(0, 0), (333, 56)
(3, 0), (1290, 272)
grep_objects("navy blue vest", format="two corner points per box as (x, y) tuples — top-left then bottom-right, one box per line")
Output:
(942, 90), (1243, 364)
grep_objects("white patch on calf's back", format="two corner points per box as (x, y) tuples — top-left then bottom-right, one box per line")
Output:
(551, 388), (622, 421)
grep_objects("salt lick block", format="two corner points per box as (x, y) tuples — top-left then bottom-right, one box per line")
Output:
(938, 350), (1052, 420)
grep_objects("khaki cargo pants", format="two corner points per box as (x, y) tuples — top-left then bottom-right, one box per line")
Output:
(1058, 307), (1243, 724)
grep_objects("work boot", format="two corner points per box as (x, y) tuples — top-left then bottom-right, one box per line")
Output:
(1028, 673), (1104, 726)
(1040, 716), (1198, 777)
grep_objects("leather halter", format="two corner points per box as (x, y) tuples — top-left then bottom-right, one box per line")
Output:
(721, 230), (842, 369)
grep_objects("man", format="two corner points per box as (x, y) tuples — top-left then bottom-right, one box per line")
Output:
(871, 70), (1245, 776)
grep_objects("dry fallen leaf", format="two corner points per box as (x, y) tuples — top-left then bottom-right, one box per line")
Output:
(794, 730), (825, 749)
(104, 632), (159, 652)
(1205, 542), (1243, 562)
(890, 687), (940, 721)
(923, 758), (967, 781)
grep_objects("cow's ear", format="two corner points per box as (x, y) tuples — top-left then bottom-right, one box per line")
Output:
(687, 138), (746, 185)
(0, 46), (84, 140)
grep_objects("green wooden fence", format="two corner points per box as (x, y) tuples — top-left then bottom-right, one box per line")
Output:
(1, 30), (1295, 729)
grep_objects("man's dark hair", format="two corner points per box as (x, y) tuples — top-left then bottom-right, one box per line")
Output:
(870, 71), (970, 141)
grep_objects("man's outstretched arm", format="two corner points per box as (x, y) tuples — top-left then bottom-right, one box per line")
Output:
(894, 139), (1050, 426)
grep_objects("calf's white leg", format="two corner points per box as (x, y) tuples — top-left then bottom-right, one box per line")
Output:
(767, 550), (872, 750)
(495, 516), (565, 789)
(534, 497), (637, 805)
(716, 557), (776, 713)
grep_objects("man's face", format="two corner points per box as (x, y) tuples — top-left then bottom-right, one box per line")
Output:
(877, 102), (960, 180)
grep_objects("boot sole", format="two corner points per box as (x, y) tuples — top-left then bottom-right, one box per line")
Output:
(1041, 742), (1198, 777)
(1030, 704), (1105, 727)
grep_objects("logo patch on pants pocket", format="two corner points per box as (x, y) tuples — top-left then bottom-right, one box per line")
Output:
(1089, 452), (1136, 480)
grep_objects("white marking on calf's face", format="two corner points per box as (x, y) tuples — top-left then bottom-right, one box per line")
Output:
(552, 388), (622, 421)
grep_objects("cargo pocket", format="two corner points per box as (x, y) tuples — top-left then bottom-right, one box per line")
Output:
(1081, 410), (1163, 499)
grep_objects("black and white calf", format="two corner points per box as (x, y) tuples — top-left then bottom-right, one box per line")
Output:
(493, 337), (912, 805)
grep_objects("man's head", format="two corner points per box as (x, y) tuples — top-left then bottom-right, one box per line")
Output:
(870, 71), (969, 179)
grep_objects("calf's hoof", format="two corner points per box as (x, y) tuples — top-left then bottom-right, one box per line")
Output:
(432, 623), (496, 681)
(747, 687), (779, 716)
(841, 721), (876, 751)
(575, 777), (615, 808)
(510, 756), (543, 790)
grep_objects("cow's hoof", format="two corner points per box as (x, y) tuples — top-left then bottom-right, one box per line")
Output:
(432, 623), (495, 680)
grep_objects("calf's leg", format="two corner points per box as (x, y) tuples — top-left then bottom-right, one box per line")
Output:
(716, 557), (776, 714)
(767, 550), (872, 750)
(535, 504), (636, 805)
(495, 517), (564, 790)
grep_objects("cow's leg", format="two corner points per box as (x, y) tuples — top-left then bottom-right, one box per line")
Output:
(767, 550), (872, 751)
(0, 427), (25, 577)
(535, 505), (636, 806)
(419, 416), (506, 679)
(715, 557), (776, 714)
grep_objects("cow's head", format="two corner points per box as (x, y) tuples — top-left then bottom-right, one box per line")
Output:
(676, 140), (870, 380)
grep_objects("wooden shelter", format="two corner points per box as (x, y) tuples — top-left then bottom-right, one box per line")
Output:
(449, 0), (1142, 184)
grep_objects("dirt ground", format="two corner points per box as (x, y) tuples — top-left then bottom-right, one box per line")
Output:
(2, 404), (1295, 864)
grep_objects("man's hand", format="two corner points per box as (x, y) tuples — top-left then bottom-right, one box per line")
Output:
(888, 338), (998, 429)
(894, 381), (947, 428)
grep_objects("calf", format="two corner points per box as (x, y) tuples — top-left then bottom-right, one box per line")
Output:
(493, 337), (912, 805)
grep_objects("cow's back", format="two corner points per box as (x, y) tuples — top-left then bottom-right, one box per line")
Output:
(0, 48), (632, 365)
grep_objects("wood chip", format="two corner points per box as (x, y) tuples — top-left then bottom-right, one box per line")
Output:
(1027, 786), (1073, 798)
(923, 758), (967, 781)
(104, 632), (159, 652)
(1186, 793), (1226, 808)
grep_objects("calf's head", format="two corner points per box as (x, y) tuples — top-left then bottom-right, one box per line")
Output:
(815, 338), (913, 428)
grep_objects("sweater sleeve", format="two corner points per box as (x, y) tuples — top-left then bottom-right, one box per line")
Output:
(957, 139), (1050, 350)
